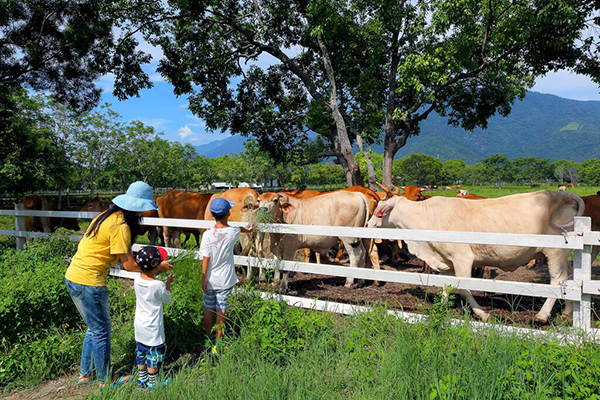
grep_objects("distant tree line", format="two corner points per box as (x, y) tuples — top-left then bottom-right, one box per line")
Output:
(2, 90), (599, 201)
(357, 153), (600, 187)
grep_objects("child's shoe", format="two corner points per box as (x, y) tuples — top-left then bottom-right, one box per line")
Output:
(137, 378), (148, 388)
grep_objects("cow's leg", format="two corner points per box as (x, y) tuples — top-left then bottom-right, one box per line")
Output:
(592, 246), (599, 266)
(335, 241), (345, 261)
(362, 238), (382, 286)
(453, 254), (490, 321)
(148, 228), (158, 245)
(41, 202), (52, 233)
(193, 231), (200, 246)
(341, 238), (366, 287)
(303, 248), (311, 263)
(536, 249), (571, 323)
(162, 226), (171, 248)
(173, 229), (182, 248)
(315, 252), (321, 264)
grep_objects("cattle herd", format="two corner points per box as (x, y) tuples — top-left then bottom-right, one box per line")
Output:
(21, 184), (600, 323)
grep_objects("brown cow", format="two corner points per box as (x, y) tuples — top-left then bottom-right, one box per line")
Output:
(22, 195), (80, 235)
(157, 190), (212, 248)
(402, 186), (429, 201)
(582, 191), (600, 263)
(80, 197), (162, 245)
(204, 188), (259, 255)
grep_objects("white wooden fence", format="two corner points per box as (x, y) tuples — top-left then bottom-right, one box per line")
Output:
(2, 205), (600, 343)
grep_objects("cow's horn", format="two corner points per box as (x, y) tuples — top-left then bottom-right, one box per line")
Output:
(391, 185), (400, 195)
(375, 181), (393, 199)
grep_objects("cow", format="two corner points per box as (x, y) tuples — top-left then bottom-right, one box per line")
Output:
(204, 188), (260, 255)
(157, 190), (212, 248)
(558, 186), (566, 191)
(567, 183), (574, 188)
(81, 197), (162, 245)
(459, 193), (487, 200)
(280, 186), (380, 266)
(457, 189), (470, 197)
(22, 195), (80, 235)
(402, 186), (429, 201)
(368, 183), (584, 323)
(582, 191), (600, 263)
(80, 197), (111, 212)
(254, 191), (371, 293)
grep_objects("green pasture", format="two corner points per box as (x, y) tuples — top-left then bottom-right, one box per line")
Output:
(1, 233), (600, 399)
(426, 184), (599, 199)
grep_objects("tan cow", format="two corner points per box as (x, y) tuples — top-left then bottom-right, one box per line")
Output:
(204, 188), (259, 255)
(81, 197), (162, 245)
(157, 190), (212, 248)
(255, 191), (371, 292)
(23, 195), (80, 234)
(368, 184), (584, 323)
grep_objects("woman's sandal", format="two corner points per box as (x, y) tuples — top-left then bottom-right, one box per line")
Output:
(76, 376), (95, 385)
(98, 374), (133, 389)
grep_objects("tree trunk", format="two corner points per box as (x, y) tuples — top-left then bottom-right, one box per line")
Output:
(317, 34), (363, 187)
(355, 135), (377, 190)
(58, 188), (63, 209)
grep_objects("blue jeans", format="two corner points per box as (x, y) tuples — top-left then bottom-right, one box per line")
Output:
(65, 279), (111, 382)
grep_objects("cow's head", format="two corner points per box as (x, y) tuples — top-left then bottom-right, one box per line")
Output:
(254, 192), (295, 222)
(368, 182), (401, 228)
(240, 194), (260, 212)
(402, 185), (428, 201)
(80, 197), (110, 212)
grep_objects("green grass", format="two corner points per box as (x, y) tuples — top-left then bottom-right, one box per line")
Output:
(430, 184), (599, 198)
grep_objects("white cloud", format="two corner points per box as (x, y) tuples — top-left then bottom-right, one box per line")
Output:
(98, 73), (115, 93)
(178, 125), (194, 139)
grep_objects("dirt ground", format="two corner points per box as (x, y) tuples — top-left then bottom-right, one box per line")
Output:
(0, 375), (92, 400)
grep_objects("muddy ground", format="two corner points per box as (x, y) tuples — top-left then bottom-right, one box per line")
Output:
(244, 250), (600, 329)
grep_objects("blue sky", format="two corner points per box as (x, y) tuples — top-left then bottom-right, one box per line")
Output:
(98, 57), (600, 147)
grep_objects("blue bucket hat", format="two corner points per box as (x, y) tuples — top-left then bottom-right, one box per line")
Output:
(210, 197), (235, 216)
(112, 181), (158, 212)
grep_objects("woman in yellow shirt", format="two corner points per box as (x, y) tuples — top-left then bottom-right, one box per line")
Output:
(65, 181), (171, 386)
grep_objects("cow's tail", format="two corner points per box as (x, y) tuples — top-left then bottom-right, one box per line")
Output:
(551, 191), (585, 230)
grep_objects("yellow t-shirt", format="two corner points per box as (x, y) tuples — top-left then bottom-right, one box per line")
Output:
(65, 212), (132, 286)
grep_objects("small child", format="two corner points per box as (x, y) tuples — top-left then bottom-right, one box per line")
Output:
(134, 246), (173, 388)
(200, 198), (253, 353)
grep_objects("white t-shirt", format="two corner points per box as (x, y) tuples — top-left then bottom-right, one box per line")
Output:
(134, 276), (172, 346)
(199, 226), (240, 290)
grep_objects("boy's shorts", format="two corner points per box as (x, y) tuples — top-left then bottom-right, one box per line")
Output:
(136, 342), (166, 369)
(203, 286), (233, 310)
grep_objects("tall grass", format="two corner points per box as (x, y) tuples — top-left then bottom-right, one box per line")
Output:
(88, 300), (600, 400)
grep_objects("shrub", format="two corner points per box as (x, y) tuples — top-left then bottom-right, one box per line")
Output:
(239, 298), (334, 365)
(504, 341), (600, 400)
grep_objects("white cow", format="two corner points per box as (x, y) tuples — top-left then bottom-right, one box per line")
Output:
(368, 185), (584, 323)
(254, 191), (371, 293)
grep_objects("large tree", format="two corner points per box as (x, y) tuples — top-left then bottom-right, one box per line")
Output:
(0, 0), (155, 111)
(133, 0), (600, 187)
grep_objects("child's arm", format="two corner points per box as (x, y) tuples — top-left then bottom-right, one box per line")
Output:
(240, 225), (253, 234)
(166, 273), (174, 292)
(202, 256), (210, 291)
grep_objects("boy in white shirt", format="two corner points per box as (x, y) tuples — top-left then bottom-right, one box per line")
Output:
(200, 197), (252, 352)
(134, 246), (173, 388)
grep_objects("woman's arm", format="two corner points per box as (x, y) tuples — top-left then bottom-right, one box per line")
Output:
(118, 253), (141, 272)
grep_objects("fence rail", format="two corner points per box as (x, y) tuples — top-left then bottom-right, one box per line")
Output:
(2, 205), (597, 340)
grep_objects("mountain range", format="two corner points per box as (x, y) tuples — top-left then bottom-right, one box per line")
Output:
(194, 91), (600, 164)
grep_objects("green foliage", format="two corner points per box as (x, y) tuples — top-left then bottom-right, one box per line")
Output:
(0, 236), (79, 345)
(240, 298), (334, 365)
(581, 159), (600, 186)
(397, 153), (443, 185)
(428, 287), (456, 331)
(505, 342), (600, 400)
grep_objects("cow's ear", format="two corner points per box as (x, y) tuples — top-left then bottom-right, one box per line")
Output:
(281, 203), (295, 213)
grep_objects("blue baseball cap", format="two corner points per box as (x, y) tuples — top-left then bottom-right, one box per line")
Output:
(112, 181), (158, 212)
(210, 197), (235, 215)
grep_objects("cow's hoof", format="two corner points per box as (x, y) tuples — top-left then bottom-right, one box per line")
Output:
(374, 280), (385, 287)
(534, 314), (548, 324)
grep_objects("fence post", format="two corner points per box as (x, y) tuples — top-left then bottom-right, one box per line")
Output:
(573, 216), (592, 336)
(14, 203), (25, 250)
